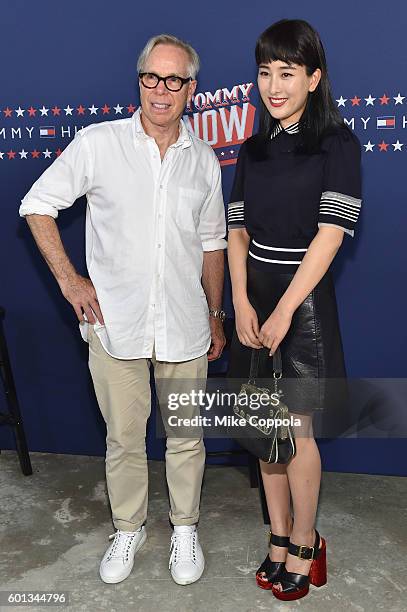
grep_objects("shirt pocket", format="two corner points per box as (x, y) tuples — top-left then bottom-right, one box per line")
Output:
(176, 187), (206, 232)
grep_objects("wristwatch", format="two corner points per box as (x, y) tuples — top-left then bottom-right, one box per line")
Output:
(209, 309), (226, 322)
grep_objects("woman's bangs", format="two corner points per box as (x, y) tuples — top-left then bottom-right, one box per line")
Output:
(255, 34), (304, 67)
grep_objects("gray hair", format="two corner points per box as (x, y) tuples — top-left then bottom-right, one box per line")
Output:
(137, 34), (200, 79)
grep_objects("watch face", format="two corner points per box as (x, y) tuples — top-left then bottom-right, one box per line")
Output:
(215, 310), (226, 321)
(210, 309), (226, 321)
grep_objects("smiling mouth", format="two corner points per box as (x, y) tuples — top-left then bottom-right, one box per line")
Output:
(151, 102), (171, 110)
(269, 98), (288, 107)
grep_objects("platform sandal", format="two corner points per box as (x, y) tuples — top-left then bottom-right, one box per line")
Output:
(256, 532), (290, 590)
(271, 528), (327, 601)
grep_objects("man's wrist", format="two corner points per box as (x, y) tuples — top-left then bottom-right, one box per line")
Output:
(57, 267), (79, 290)
(208, 308), (226, 322)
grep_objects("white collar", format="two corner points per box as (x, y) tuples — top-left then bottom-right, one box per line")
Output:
(132, 107), (192, 149)
(270, 121), (300, 139)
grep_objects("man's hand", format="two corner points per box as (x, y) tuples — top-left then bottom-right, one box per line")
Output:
(207, 318), (226, 361)
(258, 307), (292, 356)
(23, 215), (104, 325)
(234, 298), (263, 349)
(59, 274), (104, 325)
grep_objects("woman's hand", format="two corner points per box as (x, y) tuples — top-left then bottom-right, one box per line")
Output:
(234, 298), (263, 349)
(258, 306), (293, 355)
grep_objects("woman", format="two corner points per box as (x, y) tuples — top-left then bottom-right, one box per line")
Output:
(227, 19), (362, 601)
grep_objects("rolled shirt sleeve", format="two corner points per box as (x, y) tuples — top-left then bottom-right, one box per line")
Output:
(227, 141), (246, 230)
(318, 128), (362, 237)
(19, 130), (93, 219)
(198, 153), (227, 251)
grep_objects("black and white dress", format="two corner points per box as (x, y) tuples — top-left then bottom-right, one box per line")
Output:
(227, 122), (362, 431)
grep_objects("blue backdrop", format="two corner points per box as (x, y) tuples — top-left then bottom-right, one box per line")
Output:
(1, 0), (406, 475)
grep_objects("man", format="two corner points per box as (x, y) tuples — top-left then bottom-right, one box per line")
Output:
(19, 34), (227, 586)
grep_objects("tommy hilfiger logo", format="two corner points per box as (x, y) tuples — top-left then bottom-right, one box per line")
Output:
(335, 91), (405, 153)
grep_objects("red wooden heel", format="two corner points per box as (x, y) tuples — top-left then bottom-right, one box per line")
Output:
(309, 536), (327, 587)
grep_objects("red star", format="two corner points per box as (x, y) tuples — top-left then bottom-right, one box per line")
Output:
(51, 106), (61, 116)
(379, 94), (390, 105)
(77, 105), (86, 115)
(350, 96), (361, 106)
(28, 106), (37, 117)
(127, 104), (136, 114)
(31, 150), (41, 159)
(7, 150), (16, 159)
(101, 104), (110, 115)
(3, 107), (13, 118)
(378, 140), (389, 152)
(55, 148), (63, 157)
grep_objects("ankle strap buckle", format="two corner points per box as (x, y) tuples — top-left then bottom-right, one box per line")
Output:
(297, 545), (314, 559)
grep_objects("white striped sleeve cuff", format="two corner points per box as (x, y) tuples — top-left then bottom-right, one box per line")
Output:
(227, 200), (245, 229)
(318, 191), (362, 236)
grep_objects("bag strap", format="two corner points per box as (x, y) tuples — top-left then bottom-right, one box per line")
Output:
(273, 348), (282, 377)
(248, 347), (282, 384)
(248, 348), (260, 381)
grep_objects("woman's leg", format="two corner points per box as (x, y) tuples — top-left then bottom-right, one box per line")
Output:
(259, 461), (292, 565)
(273, 413), (322, 589)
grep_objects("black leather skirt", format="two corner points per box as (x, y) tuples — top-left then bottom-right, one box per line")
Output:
(228, 261), (350, 429)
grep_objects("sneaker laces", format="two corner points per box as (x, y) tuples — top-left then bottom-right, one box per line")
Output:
(169, 529), (197, 569)
(107, 529), (139, 562)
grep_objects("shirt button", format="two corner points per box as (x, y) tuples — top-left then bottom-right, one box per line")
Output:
(157, 243), (162, 248)
(160, 184), (164, 189)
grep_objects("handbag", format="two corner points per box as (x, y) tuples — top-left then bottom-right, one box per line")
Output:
(230, 347), (296, 463)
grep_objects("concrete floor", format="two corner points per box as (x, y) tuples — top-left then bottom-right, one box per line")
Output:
(0, 450), (406, 612)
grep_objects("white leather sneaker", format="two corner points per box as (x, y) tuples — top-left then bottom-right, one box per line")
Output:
(99, 526), (147, 584)
(169, 525), (205, 585)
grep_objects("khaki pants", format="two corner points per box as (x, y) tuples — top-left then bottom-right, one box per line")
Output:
(88, 325), (207, 532)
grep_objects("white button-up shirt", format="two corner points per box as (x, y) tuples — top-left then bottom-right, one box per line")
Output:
(19, 109), (227, 361)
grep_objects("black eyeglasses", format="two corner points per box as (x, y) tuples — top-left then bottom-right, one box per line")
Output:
(139, 72), (192, 92)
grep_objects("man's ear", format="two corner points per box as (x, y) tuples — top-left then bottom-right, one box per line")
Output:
(187, 79), (197, 106)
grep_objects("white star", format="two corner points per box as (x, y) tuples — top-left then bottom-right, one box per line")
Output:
(19, 150), (28, 159)
(230, 150), (234, 154)
(393, 93), (405, 105)
(39, 106), (49, 116)
(15, 106), (25, 117)
(88, 105), (98, 115)
(0, 152), (4, 160)
(113, 104), (123, 114)
(364, 141), (375, 152)
(220, 152), (225, 156)
(364, 94), (376, 106)
(64, 105), (73, 115)
(43, 149), (52, 159)
(392, 140), (403, 151)
(336, 96), (347, 107)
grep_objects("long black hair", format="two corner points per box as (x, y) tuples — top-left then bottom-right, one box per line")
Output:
(253, 19), (345, 154)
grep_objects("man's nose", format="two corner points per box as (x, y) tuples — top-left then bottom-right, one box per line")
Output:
(156, 79), (167, 94)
